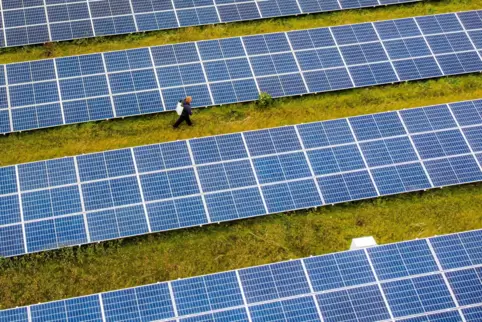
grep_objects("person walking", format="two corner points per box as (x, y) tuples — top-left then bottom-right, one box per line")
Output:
(173, 96), (193, 128)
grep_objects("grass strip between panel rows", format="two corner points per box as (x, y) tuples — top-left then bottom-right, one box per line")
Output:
(0, 0), (481, 311)
(0, 75), (481, 166)
(0, 74), (481, 310)
(0, 0), (480, 64)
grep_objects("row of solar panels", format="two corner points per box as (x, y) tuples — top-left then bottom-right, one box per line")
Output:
(0, 0), (419, 48)
(1, 10), (482, 134)
(1, 228), (482, 321)
(1, 98), (482, 257)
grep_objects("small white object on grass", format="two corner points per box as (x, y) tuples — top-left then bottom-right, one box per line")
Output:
(350, 236), (377, 250)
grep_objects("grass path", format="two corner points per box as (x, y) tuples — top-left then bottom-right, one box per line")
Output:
(0, 0), (479, 64)
(0, 183), (481, 309)
(0, 0), (481, 310)
(1, 74), (481, 310)
(1, 75), (481, 166)
(0, 0), (480, 166)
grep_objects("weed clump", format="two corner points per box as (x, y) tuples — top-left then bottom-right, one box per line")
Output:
(257, 92), (274, 108)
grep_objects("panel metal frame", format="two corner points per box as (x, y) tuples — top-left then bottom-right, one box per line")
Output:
(1, 98), (482, 258)
(2, 229), (482, 321)
(0, 0), (420, 48)
(1, 10), (482, 135)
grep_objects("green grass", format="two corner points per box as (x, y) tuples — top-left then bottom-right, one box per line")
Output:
(0, 74), (481, 310)
(1, 183), (481, 309)
(1, 0), (482, 311)
(1, 75), (482, 166)
(0, 0), (480, 64)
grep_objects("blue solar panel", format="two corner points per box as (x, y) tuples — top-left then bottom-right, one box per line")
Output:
(304, 249), (375, 291)
(2, 98), (482, 257)
(250, 296), (320, 321)
(0, 0), (420, 48)
(0, 307), (28, 322)
(172, 271), (244, 315)
(1, 11), (482, 134)
(317, 284), (391, 321)
(446, 268), (482, 307)
(429, 229), (482, 270)
(368, 239), (439, 280)
(4, 229), (481, 321)
(383, 274), (456, 317)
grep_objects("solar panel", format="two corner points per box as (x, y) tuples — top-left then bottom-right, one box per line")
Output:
(0, 0), (420, 48)
(2, 228), (482, 321)
(1, 10), (482, 134)
(1, 98), (482, 257)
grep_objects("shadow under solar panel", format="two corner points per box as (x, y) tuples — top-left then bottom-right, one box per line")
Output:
(1, 98), (482, 257)
(1, 10), (482, 135)
(1, 228), (482, 321)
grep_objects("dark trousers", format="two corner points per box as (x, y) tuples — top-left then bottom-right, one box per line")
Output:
(173, 114), (192, 128)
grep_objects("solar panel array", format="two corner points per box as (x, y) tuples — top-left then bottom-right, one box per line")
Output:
(0, 0), (419, 48)
(2, 98), (482, 258)
(2, 229), (482, 321)
(1, 10), (482, 135)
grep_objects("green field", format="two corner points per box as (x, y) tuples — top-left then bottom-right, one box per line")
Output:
(1, 183), (481, 308)
(1, 0), (482, 310)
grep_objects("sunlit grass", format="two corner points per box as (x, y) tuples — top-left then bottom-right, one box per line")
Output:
(0, 0), (481, 310)
(0, 0), (479, 64)
(0, 183), (481, 309)
(1, 75), (481, 166)
(0, 73), (481, 309)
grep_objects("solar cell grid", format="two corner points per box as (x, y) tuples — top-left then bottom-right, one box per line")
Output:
(2, 98), (482, 257)
(1, 11), (482, 134)
(367, 239), (439, 280)
(3, 229), (482, 321)
(382, 274), (456, 317)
